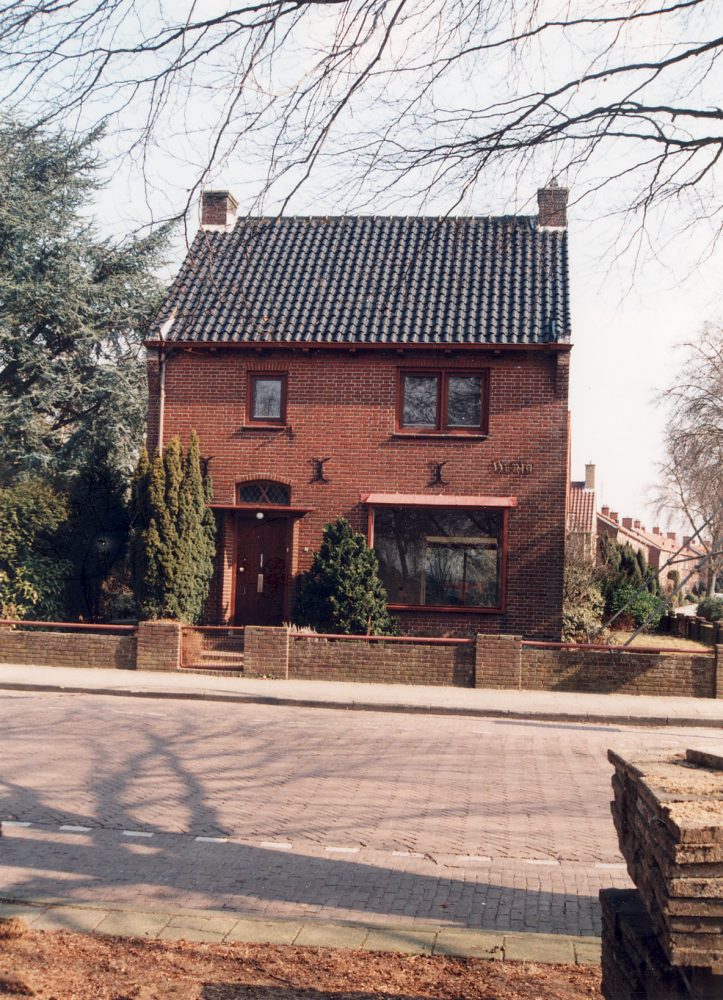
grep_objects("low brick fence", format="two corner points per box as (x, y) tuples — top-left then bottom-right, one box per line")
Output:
(0, 623), (136, 671)
(518, 644), (716, 697)
(1, 619), (721, 697)
(288, 634), (475, 687)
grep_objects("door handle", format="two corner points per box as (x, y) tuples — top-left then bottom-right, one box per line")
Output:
(257, 574), (264, 593)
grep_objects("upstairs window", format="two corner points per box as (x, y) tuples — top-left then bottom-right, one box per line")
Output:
(398, 370), (488, 434)
(247, 373), (287, 424)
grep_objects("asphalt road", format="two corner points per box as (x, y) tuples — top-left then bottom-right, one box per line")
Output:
(2, 690), (720, 936)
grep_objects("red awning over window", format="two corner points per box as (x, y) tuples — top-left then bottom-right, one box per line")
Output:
(360, 493), (517, 507)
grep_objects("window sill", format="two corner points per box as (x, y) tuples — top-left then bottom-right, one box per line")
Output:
(242, 423), (290, 431)
(387, 604), (503, 614)
(391, 432), (489, 440)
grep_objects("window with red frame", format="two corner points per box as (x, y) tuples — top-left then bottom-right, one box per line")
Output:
(247, 373), (287, 424)
(397, 370), (488, 434)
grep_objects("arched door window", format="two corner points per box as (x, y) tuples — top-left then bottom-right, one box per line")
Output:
(237, 481), (290, 505)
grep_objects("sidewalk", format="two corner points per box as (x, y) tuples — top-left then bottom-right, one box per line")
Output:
(2, 662), (723, 726)
(0, 895), (601, 964)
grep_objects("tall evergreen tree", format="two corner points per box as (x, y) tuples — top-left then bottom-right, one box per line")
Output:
(293, 518), (400, 636)
(130, 433), (216, 622)
(0, 116), (173, 478)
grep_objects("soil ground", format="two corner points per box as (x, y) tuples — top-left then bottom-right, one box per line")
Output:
(0, 918), (602, 1000)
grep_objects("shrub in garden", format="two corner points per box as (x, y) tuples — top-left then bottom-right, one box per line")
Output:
(293, 517), (400, 635)
(130, 431), (216, 622)
(608, 585), (664, 631)
(696, 596), (723, 622)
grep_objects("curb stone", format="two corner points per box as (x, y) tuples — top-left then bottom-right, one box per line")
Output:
(0, 895), (601, 965)
(1, 680), (722, 727)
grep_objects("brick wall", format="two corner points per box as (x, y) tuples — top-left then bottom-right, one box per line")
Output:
(475, 633), (522, 688)
(288, 636), (475, 687)
(153, 345), (570, 640)
(496, 646), (714, 698)
(0, 629), (136, 670)
(243, 626), (289, 678)
(135, 620), (181, 671)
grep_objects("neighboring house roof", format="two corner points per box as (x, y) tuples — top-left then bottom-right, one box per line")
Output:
(568, 481), (596, 534)
(596, 511), (706, 571)
(149, 216), (570, 346)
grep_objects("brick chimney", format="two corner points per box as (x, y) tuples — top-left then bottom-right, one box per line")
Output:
(201, 190), (238, 230)
(537, 180), (568, 228)
(623, 517), (634, 529)
(668, 532), (677, 542)
(653, 526), (660, 535)
(601, 506), (610, 518)
(584, 463), (595, 490)
(683, 536), (691, 546)
(634, 520), (641, 530)
(610, 512), (619, 524)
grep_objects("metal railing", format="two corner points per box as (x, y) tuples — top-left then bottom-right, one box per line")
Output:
(180, 625), (245, 670)
(0, 618), (135, 633)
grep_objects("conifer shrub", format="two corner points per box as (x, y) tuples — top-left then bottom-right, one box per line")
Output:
(696, 596), (723, 622)
(130, 431), (216, 622)
(292, 517), (400, 635)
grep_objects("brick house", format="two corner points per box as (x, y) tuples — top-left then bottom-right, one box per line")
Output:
(597, 509), (705, 595)
(567, 464), (597, 560)
(144, 184), (571, 639)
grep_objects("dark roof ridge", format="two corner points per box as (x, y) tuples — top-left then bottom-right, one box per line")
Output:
(222, 213), (540, 223)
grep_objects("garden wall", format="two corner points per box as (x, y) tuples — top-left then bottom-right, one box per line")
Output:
(0, 627), (136, 671)
(287, 635), (475, 687)
(1, 621), (721, 699)
(519, 645), (715, 697)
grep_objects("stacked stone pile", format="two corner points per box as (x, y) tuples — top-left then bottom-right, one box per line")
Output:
(602, 747), (723, 999)
(609, 747), (723, 972)
(600, 887), (690, 999)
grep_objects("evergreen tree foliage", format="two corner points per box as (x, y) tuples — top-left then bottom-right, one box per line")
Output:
(0, 478), (71, 619)
(0, 116), (173, 478)
(292, 518), (400, 636)
(130, 433), (216, 622)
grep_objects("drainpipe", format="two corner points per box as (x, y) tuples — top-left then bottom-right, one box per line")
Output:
(156, 308), (177, 456)
(158, 346), (166, 456)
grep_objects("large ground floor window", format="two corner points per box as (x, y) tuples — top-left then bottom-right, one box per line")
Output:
(373, 507), (505, 610)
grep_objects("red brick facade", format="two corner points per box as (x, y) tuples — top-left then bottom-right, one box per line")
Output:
(147, 342), (570, 639)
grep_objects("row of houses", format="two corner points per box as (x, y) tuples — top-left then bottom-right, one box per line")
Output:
(567, 469), (706, 595)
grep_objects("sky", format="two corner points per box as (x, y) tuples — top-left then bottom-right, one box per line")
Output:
(22, 0), (719, 534)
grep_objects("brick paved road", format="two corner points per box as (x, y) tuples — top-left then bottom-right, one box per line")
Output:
(1, 690), (718, 935)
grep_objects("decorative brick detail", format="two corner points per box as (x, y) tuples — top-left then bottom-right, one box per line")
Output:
(475, 633), (522, 689)
(288, 637), (474, 687)
(244, 626), (290, 678)
(0, 630), (136, 670)
(136, 620), (181, 672)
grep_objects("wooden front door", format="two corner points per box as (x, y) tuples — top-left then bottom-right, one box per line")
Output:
(234, 516), (289, 626)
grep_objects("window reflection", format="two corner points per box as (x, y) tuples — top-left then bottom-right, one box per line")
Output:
(253, 378), (282, 419)
(403, 376), (437, 426)
(374, 508), (503, 608)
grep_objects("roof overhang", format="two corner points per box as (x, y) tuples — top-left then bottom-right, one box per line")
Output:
(145, 340), (572, 353)
(361, 493), (517, 507)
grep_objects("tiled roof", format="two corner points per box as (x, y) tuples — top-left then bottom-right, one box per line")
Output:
(568, 482), (596, 534)
(149, 216), (570, 345)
